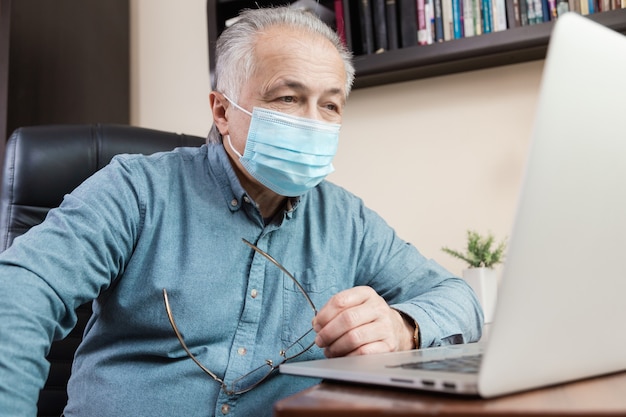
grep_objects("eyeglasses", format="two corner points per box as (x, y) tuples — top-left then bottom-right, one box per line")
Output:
(162, 238), (318, 395)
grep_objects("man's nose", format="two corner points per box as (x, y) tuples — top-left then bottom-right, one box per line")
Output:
(300, 103), (324, 122)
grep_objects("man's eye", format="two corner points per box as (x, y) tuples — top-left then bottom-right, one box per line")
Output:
(324, 103), (343, 115)
(280, 96), (295, 103)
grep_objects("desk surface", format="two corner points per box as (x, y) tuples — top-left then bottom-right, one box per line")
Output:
(274, 371), (626, 417)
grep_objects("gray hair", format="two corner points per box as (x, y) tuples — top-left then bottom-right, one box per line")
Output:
(208, 6), (355, 143)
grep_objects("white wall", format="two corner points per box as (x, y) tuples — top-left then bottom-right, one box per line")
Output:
(130, 1), (544, 275)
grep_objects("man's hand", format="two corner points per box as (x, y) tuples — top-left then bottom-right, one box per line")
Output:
(312, 286), (416, 357)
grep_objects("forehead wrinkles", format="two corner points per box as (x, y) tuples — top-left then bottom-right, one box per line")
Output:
(253, 24), (335, 64)
(250, 26), (344, 94)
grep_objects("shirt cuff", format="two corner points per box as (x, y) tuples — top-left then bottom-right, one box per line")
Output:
(390, 302), (439, 349)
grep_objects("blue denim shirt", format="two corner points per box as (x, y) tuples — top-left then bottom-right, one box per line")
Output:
(0, 143), (482, 416)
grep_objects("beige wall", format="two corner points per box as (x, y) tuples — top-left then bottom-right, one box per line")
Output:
(130, 0), (544, 275)
(130, 0), (212, 138)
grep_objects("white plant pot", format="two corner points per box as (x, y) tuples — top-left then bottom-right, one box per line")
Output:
(462, 267), (498, 324)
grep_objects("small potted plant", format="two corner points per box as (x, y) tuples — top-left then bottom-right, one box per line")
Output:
(442, 230), (507, 323)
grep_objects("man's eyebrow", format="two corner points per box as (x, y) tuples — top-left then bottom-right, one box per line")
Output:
(263, 80), (345, 98)
(261, 81), (302, 97)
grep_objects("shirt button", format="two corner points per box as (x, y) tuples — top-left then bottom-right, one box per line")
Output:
(243, 196), (251, 203)
(230, 198), (238, 207)
(221, 404), (230, 415)
(237, 347), (247, 355)
(251, 289), (258, 298)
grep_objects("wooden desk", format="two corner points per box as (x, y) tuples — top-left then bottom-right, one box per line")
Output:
(274, 371), (626, 416)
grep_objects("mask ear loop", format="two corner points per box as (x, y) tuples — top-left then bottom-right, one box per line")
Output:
(222, 94), (253, 117)
(225, 134), (244, 159)
(221, 93), (252, 159)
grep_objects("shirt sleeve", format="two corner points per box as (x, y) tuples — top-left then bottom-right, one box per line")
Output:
(354, 203), (484, 348)
(0, 156), (144, 414)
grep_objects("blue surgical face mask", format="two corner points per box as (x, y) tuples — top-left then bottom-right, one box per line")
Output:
(223, 94), (341, 197)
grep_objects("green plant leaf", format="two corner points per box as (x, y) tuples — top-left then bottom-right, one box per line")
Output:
(441, 230), (507, 268)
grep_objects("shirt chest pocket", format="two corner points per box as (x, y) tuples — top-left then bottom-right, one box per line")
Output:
(281, 267), (340, 361)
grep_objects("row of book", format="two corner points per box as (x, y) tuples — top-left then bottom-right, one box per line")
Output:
(512, 0), (625, 26)
(333, 0), (625, 55)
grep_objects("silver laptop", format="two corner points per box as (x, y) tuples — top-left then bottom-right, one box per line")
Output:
(280, 12), (626, 398)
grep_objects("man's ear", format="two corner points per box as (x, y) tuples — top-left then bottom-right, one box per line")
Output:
(210, 91), (229, 136)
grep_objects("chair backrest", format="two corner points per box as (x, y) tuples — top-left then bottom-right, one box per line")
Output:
(0, 124), (206, 417)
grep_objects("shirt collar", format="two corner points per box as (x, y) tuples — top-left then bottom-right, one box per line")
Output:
(206, 142), (302, 218)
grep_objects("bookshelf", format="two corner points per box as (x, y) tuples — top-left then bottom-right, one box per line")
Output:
(206, 0), (626, 89)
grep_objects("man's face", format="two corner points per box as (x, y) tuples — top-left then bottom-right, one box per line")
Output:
(225, 25), (347, 157)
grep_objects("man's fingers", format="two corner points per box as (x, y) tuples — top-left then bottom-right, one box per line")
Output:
(313, 285), (411, 358)
(321, 320), (392, 357)
(314, 302), (376, 348)
(313, 286), (374, 332)
(313, 287), (383, 347)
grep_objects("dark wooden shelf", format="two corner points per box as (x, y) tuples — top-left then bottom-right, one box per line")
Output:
(206, 0), (626, 90)
(353, 8), (626, 88)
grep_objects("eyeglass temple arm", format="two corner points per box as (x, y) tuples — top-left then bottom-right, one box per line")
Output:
(162, 288), (226, 385)
(241, 238), (317, 315)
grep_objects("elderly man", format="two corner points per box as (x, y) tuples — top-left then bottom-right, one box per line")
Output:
(0, 6), (482, 417)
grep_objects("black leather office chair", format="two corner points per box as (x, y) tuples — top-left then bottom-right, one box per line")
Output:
(0, 124), (205, 417)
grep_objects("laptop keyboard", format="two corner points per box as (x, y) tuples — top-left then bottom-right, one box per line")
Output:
(399, 354), (483, 374)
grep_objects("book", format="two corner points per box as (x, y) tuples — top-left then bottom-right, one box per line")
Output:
(533, 0), (544, 23)
(451, 0), (463, 38)
(425, 0), (435, 44)
(385, 0), (400, 49)
(518, 0), (528, 25)
(464, 0), (476, 36)
(556, 0), (570, 14)
(418, 0), (429, 45)
(442, 0), (453, 40)
(548, 0), (558, 19)
(567, 0), (579, 13)
(588, 0), (595, 13)
(482, 0), (492, 33)
(526, 0), (537, 25)
(357, 0), (375, 54)
(372, 0), (389, 52)
(341, 0), (355, 50)
(541, 0), (550, 21)
(493, 0), (507, 30)
(580, 0), (589, 15)
(505, 0), (521, 27)
(397, 0), (418, 47)
(474, 0), (483, 34)
(433, 0), (445, 41)
(335, 0), (348, 46)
